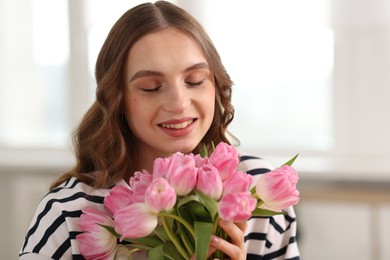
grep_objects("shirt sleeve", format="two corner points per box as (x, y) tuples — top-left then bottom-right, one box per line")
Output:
(18, 189), (75, 259)
(19, 178), (105, 259)
(245, 206), (300, 260)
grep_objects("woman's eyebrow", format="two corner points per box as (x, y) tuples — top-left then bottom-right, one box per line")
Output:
(128, 62), (209, 83)
(184, 62), (209, 72)
(128, 70), (163, 83)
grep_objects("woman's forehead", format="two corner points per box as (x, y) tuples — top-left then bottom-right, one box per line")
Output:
(125, 28), (209, 77)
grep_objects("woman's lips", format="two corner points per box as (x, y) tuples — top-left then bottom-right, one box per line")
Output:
(158, 118), (197, 137)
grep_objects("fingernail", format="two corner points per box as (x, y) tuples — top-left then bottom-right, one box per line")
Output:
(210, 235), (219, 245)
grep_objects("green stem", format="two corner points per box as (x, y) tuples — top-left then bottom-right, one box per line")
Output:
(128, 248), (140, 254)
(179, 231), (194, 256)
(211, 216), (228, 260)
(161, 216), (190, 259)
(163, 252), (176, 260)
(159, 212), (196, 238)
(212, 215), (220, 235)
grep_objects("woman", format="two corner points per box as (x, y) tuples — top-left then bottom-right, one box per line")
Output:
(19, 1), (299, 259)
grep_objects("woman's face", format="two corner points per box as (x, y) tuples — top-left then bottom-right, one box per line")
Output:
(123, 28), (215, 161)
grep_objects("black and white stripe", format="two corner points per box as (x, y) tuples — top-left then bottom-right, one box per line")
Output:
(20, 178), (108, 259)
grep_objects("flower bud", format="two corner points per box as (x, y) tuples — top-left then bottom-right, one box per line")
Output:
(222, 171), (253, 197)
(165, 152), (197, 196)
(196, 164), (223, 200)
(129, 170), (153, 203)
(114, 203), (158, 240)
(255, 165), (300, 211)
(218, 192), (257, 222)
(209, 142), (239, 181)
(104, 183), (133, 216)
(145, 178), (177, 212)
(76, 207), (117, 259)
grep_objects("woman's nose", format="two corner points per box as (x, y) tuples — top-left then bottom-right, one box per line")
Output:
(163, 84), (191, 113)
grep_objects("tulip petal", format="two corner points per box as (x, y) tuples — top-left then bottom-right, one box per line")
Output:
(114, 203), (158, 240)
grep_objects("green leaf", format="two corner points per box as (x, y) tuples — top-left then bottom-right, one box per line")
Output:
(283, 153), (299, 166)
(251, 207), (286, 217)
(124, 235), (164, 248)
(177, 195), (201, 208)
(194, 221), (213, 260)
(163, 242), (187, 260)
(177, 203), (194, 224)
(176, 194), (211, 222)
(189, 202), (212, 222)
(148, 245), (164, 260)
(201, 143), (208, 158)
(154, 224), (170, 242)
(195, 190), (218, 221)
(210, 141), (215, 153)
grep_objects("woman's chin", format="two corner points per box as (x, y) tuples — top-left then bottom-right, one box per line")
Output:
(166, 142), (199, 154)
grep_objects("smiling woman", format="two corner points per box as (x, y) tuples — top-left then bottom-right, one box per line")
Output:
(18, 1), (299, 259)
(3, 0), (390, 259)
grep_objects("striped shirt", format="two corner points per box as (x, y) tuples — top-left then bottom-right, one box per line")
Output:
(19, 154), (300, 259)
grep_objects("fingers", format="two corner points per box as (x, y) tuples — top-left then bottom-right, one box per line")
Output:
(208, 220), (247, 260)
(209, 234), (244, 260)
(191, 220), (247, 260)
(204, 245), (217, 259)
(234, 221), (247, 233)
(190, 244), (217, 260)
(219, 220), (247, 248)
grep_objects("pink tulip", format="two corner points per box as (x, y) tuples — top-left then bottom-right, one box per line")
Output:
(129, 170), (153, 203)
(255, 165), (300, 211)
(191, 153), (209, 167)
(104, 183), (133, 216)
(76, 207), (117, 259)
(145, 178), (177, 212)
(165, 152), (197, 196)
(209, 142), (239, 181)
(196, 164), (223, 200)
(222, 171), (253, 197)
(152, 157), (170, 179)
(114, 202), (158, 240)
(218, 192), (257, 222)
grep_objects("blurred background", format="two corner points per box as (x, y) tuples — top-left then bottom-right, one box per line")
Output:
(1, 0), (390, 259)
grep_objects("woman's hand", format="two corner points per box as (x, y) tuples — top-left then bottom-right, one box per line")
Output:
(208, 220), (247, 260)
(190, 220), (247, 260)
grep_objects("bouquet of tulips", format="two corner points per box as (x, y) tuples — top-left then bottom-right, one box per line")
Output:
(76, 142), (300, 260)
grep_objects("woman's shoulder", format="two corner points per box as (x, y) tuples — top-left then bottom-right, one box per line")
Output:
(37, 177), (110, 213)
(20, 177), (111, 258)
(238, 152), (275, 176)
(47, 176), (109, 197)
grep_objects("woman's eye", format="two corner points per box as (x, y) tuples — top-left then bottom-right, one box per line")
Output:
(185, 79), (204, 87)
(141, 86), (161, 92)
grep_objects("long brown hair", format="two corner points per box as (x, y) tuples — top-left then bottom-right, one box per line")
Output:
(50, 1), (235, 189)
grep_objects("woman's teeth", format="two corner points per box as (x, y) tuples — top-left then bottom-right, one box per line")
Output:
(161, 119), (193, 129)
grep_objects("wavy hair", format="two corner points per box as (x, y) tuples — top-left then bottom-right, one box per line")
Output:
(51, 1), (235, 189)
